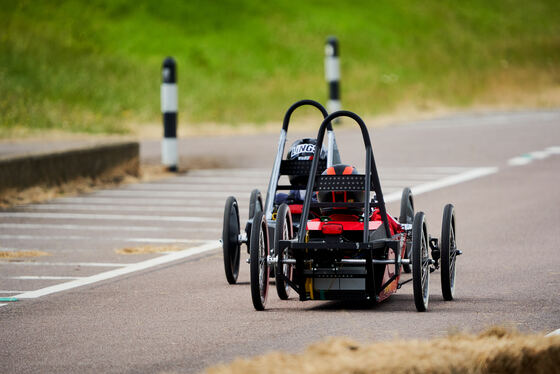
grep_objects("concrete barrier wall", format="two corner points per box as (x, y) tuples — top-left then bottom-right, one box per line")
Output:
(0, 142), (139, 192)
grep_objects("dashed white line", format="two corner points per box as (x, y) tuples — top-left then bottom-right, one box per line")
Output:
(409, 110), (560, 129)
(14, 240), (220, 300)
(508, 156), (532, 166)
(529, 151), (549, 160)
(508, 145), (559, 166)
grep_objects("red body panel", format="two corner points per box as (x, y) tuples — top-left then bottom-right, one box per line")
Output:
(288, 204), (303, 214)
(305, 209), (405, 301)
(306, 209), (403, 235)
(306, 219), (382, 231)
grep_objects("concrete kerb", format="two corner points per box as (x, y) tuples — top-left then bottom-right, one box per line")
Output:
(0, 141), (139, 192)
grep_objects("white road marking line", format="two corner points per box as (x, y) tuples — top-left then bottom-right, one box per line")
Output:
(135, 177), (268, 185)
(123, 184), (267, 192)
(0, 303), (6, 307)
(546, 328), (560, 337)
(127, 238), (208, 244)
(390, 166), (472, 174)
(409, 110), (560, 129)
(187, 169), (269, 176)
(0, 223), (219, 233)
(0, 247), (102, 253)
(19, 204), (223, 213)
(411, 167), (498, 196)
(0, 234), (212, 244)
(0, 212), (219, 223)
(93, 190), (252, 198)
(379, 174), (462, 181)
(14, 240), (220, 299)
(507, 145), (559, 166)
(529, 150), (549, 160)
(50, 197), (223, 206)
(0, 290), (27, 294)
(9, 276), (85, 280)
(381, 179), (463, 188)
(383, 167), (498, 202)
(0, 261), (127, 267)
(508, 156), (532, 166)
(387, 170), (461, 178)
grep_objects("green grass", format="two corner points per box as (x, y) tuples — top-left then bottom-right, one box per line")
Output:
(1, 0), (559, 136)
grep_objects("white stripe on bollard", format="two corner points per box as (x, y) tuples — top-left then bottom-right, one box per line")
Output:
(161, 83), (178, 113)
(325, 56), (340, 82)
(161, 138), (178, 168)
(327, 99), (341, 114)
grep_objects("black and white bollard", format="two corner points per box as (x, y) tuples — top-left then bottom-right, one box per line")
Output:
(325, 36), (341, 115)
(161, 57), (178, 172)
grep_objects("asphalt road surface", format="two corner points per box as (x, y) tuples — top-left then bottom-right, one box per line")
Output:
(1, 109), (559, 373)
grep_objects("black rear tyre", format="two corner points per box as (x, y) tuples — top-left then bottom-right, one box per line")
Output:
(441, 204), (457, 301)
(412, 212), (430, 312)
(399, 187), (414, 224)
(275, 204), (293, 300)
(250, 211), (270, 311)
(399, 187), (414, 273)
(249, 189), (264, 219)
(222, 196), (241, 284)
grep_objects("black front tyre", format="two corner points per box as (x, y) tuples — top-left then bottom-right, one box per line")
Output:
(250, 211), (270, 311)
(412, 212), (430, 312)
(275, 204), (293, 300)
(399, 187), (414, 273)
(440, 204), (457, 301)
(246, 189), (264, 254)
(222, 196), (241, 284)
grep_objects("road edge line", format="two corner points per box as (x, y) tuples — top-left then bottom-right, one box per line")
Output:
(546, 328), (560, 337)
(383, 167), (499, 203)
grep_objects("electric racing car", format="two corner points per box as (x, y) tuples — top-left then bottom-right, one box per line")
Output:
(244, 109), (462, 311)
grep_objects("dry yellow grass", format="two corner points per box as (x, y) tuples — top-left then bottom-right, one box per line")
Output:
(206, 327), (560, 374)
(0, 250), (50, 259)
(115, 245), (185, 255)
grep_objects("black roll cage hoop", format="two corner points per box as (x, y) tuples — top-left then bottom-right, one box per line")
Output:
(281, 99), (332, 131)
(263, 100), (341, 221)
(297, 110), (392, 242)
